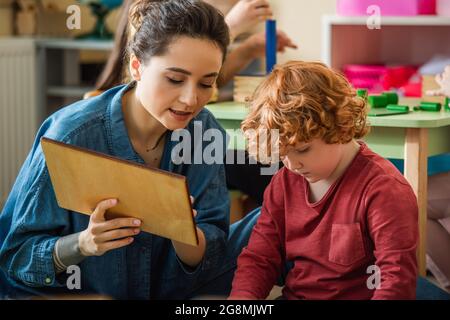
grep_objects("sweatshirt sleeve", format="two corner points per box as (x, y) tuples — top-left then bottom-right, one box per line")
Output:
(365, 175), (418, 300)
(229, 175), (286, 299)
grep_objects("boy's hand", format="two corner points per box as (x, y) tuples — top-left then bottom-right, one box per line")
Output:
(226, 0), (273, 40)
(426, 65), (450, 97)
(79, 199), (141, 257)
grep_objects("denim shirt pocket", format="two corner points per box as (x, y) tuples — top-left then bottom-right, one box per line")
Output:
(328, 223), (366, 266)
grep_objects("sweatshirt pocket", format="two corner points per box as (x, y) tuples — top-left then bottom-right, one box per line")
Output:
(328, 223), (366, 266)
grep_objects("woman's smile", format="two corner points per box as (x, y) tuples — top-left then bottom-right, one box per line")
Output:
(169, 108), (194, 121)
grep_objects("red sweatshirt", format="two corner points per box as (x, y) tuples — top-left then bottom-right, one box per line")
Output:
(230, 143), (418, 300)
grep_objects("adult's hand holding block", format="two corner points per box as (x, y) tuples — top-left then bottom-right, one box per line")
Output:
(41, 137), (198, 246)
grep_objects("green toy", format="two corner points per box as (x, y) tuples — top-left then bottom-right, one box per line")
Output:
(414, 103), (441, 112)
(368, 108), (409, 117)
(382, 92), (399, 105)
(357, 89), (368, 99)
(386, 105), (409, 112)
(421, 102), (441, 111)
(421, 101), (442, 108)
(368, 95), (388, 108)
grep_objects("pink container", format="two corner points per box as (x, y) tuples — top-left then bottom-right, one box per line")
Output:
(343, 65), (387, 93)
(437, 0), (450, 16)
(337, 0), (436, 16)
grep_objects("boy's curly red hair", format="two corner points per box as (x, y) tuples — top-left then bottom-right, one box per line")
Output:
(241, 61), (369, 163)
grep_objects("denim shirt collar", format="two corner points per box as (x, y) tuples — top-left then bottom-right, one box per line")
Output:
(106, 81), (173, 170)
(107, 82), (137, 162)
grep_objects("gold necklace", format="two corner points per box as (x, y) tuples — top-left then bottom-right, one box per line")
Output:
(146, 131), (166, 153)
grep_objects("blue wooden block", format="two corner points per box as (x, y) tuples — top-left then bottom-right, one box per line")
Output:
(265, 19), (277, 74)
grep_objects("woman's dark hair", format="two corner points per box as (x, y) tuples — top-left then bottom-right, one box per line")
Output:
(128, 0), (230, 64)
(96, 0), (229, 91)
(96, 0), (139, 91)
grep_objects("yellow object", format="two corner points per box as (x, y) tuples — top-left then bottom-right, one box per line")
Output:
(422, 75), (447, 105)
(233, 75), (265, 103)
(15, 0), (71, 37)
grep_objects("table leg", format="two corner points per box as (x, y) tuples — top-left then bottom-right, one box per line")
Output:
(404, 128), (428, 276)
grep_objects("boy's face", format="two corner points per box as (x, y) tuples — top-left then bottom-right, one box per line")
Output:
(281, 138), (344, 183)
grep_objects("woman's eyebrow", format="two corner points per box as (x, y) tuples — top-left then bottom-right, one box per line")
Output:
(166, 67), (218, 78)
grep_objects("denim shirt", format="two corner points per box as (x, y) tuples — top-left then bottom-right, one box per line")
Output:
(0, 83), (230, 299)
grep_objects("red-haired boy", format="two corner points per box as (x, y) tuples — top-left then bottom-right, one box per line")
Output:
(229, 61), (418, 300)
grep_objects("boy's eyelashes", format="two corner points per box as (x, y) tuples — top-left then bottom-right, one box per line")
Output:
(166, 77), (214, 89)
(295, 147), (310, 154)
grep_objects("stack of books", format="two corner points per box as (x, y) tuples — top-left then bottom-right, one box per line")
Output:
(233, 75), (265, 103)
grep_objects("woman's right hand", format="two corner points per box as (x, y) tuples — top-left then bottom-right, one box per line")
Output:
(79, 199), (141, 257)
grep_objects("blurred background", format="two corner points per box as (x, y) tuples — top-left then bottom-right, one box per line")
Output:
(1, 0), (450, 222)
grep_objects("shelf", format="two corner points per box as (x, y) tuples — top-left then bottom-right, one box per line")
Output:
(37, 38), (113, 51)
(47, 86), (93, 98)
(322, 15), (450, 70)
(323, 15), (450, 26)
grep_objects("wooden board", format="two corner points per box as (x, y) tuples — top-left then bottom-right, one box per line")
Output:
(41, 137), (198, 246)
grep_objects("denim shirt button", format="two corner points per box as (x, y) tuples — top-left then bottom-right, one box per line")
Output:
(44, 277), (52, 285)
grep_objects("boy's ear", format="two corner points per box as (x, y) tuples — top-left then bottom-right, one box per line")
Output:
(129, 54), (142, 81)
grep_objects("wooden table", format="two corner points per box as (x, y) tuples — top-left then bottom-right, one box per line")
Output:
(207, 101), (450, 276)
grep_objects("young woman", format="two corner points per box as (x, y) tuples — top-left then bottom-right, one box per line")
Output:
(0, 0), (257, 300)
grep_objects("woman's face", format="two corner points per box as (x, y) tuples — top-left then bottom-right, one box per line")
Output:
(131, 36), (223, 131)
